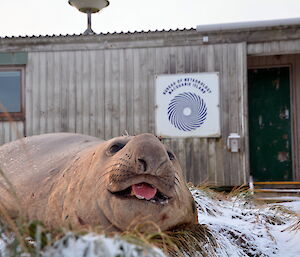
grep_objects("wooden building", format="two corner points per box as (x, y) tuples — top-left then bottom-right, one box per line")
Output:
(0, 18), (300, 186)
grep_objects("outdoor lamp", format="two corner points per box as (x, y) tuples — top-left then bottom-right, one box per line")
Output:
(68, 0), (109, 35)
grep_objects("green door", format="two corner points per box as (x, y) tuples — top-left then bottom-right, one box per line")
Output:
(248, 67), (293, 181)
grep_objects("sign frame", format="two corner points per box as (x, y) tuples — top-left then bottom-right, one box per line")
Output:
(155, 72), (221, 138)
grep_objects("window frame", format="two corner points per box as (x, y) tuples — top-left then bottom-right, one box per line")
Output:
(0, 66), (25, 121)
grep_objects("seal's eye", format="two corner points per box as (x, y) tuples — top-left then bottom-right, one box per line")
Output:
(167, 151), (175, 161)
(108, 143), (125, 155)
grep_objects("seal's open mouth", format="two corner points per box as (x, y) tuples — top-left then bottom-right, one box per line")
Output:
(111, 183), (170, 204)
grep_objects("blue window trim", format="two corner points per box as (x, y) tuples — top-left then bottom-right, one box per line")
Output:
(0, 52), (28, 65)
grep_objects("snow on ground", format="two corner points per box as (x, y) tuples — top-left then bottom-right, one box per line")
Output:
(190, 187), (300, 257)
(43, 233), (165, 257)
(277, 201), (300, 213)
(0, 187), (300, 256)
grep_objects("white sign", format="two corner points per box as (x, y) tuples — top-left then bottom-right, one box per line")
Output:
(155, 73), (220, 138)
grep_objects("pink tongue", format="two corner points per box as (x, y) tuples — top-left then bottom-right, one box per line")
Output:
(132, 183), (157, 200)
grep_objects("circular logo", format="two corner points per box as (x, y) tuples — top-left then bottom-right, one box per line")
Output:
(167, 92), (207, 131)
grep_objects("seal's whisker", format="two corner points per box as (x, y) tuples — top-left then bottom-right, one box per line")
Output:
(95, 163), (123, 177)
(100, 167), (114, 175)
(97, 170), (112, 183)
(96, 179), (107, 188)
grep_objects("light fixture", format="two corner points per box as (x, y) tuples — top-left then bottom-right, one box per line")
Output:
(68, 0), (109, 35)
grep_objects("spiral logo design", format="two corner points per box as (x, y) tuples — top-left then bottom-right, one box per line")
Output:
(167, 92), (208, 131)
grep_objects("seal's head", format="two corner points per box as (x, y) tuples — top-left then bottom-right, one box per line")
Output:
(93, 133), (198, 231)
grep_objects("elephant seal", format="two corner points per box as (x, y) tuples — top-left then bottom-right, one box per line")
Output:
(0, 133), (198, 232)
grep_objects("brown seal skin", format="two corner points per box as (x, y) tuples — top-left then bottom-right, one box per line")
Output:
(0, 133), (198, 232)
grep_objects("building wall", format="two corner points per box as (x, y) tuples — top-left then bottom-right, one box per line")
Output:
(0, 37), (248, 186)
(1, 27), (300, 185)
(248, 39), (300, 56)
(0, 121), (24, 144)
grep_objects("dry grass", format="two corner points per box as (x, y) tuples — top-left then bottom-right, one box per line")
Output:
(0, 183), (299, 257)
(120, 223), (218, 257)
(0, 216), (219, 257)
(0, 171), (216, 257)
(283, 215), (300, 232)
(0, 208), (218, 257)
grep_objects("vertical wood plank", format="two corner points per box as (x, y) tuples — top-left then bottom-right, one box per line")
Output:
(111, 49), (120, 137)
(197, 45), (209, 183)
(125, 49), (134, 136)
(39, 52), (47, 134)
(139, 48), (149, 133)
(4, 122), (10, 143)
(184, 46), (192, 73)
(94, 50), (105, 138)
(0, 122), (24, 144)
(185, 138), (193, 183)
(191, 46), (199, 73)
(169, 47), (176, 74)
(0, 123), (4, 145)
(119, 49), (127, 136)
(206, 45), (218, 184)
(220, 44), (231, 185)
(53, 51), (61, 133)
(104, 50), (112, 139)
(67, 51), (76, 133)
(31, 53), (41, 135)
(147, 48), (156, 134)
(133, 48), (141, 134)
(214, 45), (225, 186)
(228, 44), (240, 185)
(237, 43), (248, 184)
(45, 52), (55, 133)
(176, 47), (184, 74)
(81, 51), (90, 135)
(177, 138), (187, 179)
(60, 51), (69, 132)
(88, 50), (97, 136)
(25, 53), (34, 136)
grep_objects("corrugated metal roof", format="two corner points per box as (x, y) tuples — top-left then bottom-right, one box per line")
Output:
(0, 27), (196, 39)
(2, 17), (300, 39)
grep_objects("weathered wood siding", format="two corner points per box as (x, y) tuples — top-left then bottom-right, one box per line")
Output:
(248, 54), (300, 181)
(2, 27), (300, 185)
(25, 43), (248, 186)
(0, 121), (24, 145)
(248, 39), (300, 56)
(0, 37), (248, 186)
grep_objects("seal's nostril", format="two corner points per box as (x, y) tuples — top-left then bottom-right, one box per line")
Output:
(138, 158), (147, 172)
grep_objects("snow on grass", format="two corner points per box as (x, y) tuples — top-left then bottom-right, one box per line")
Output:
(43, 233), (165, 257)
(276, 201), (300, 213)
(0, 187), (300, 257)
(190, 186), (300, 257)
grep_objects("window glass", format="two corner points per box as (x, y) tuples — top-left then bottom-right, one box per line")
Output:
(0, 71), (21, 113)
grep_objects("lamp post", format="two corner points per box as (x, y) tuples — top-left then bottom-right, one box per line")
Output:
(68, 0), (109, 35)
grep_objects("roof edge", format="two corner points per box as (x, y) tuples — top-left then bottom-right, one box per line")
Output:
(0, 27), (195, 40)
(196, 17), (300, 32)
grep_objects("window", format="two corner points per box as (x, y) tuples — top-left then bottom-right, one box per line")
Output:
(0, 67), (24, 120)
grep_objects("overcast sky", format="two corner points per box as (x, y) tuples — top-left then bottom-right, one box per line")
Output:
(0, 0), (300, 37)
